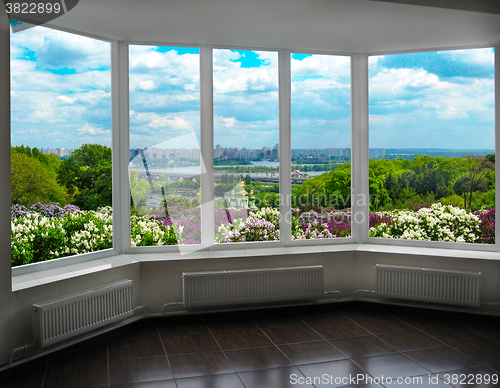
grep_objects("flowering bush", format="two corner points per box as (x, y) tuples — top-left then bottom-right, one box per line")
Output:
(369, 203), (481, 243)
(475, 208), (495, 244)
(10, 201), (496, 267)
(11, 204), (180, 266)
(293, 208), (351, 239)
(11, 206), (114, 266)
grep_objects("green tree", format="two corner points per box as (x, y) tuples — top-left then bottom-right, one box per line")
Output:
(11, 151), (67, 206)
(326, 167), (351, 208)
(57, 144), (112, 210)
(453, 155), (493, 208)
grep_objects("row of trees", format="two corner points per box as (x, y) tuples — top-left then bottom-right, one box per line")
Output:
(292, 155), (495, 211)
(12, 144), (495, 214)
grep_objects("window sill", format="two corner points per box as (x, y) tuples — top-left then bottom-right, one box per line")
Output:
(11, 242), (500, 291)
(12, 255), (139, 292)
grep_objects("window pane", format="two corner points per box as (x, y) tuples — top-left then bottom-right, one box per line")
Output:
(369, 48), (495, 244)
(291, 53), (351, 240)
(213, 49), (280, 243)
(10, 22), (112, 266)
(129, 46), (201, 246)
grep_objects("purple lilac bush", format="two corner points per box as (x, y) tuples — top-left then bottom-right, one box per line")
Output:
(475, 208), (495, 244)
(11, 202), (80, 219)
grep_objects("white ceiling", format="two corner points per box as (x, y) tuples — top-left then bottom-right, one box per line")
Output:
(48, 0), (500, 53)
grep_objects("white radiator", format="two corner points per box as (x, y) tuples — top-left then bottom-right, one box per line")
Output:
(182, 266), (324, 308)
(375, 264), (481, 307)
(33, 280), (134, 347)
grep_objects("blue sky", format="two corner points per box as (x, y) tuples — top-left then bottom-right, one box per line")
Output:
(10, 22), (111, 149)
(10, 22), (495, 152)
(369, 48), (495, 150)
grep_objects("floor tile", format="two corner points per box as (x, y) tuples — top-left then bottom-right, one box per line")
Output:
(160, 333), (220, 355)
(53, 338), (108, 363)
(109, 357), (173, 385)
(224, 346), (292, 372)
(168, 351), (234, 378)
(404, 346), (481, 374)
(205, 318), (258, 333)
(108, 337), (165, 360)
(308, 319), (371, 339)
(391, 312), (454, 330)
(239, 366), (313, 388)
(157, 322), (209, 337)
(44, 358), (108, 388)
(214, 329), (274, 350)
(451, 339), (500, 371)
(420, 324), (488, 347)
(297, 359), (366, 387)
(343, 311), (413, 333)
(176, 373), (245, 388)
(262, 325), (322, 344)
(296, 310), (345, 325)
(329, 334), (398, 358)
(376, 329), (443, 351)
(353, 353), (430, 379)
(109, 323), (160, 342)
(252, 314), (303, 328)
(279, 340), (347, 365)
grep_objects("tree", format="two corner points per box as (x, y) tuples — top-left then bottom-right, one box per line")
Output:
(326, 168), (351, 208)
(11, 151), (67, 206)
(454, 155), (493, 209)
(57, 144), (112, 210)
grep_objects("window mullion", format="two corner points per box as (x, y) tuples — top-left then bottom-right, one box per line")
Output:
(111, 41), (131, 254)
(200, 45), (215, 249)
(351, 54), (369, 244)
(495, 46), (500, 251)
(279, 49), (292, 246)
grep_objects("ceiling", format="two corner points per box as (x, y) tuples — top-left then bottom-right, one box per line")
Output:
(46, 0), (500, 54)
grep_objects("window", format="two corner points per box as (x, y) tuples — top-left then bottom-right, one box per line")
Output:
(10, 22), (112, 267)
(290, 53), (351, 240)
(129, 45), (201, 246)
(213, 49), (280, 244)
(368, 48), (495, 244)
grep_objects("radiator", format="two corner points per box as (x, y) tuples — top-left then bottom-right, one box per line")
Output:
(182, 266), (324, 308)
(375, 264), (481, 307)
(33, 280), (134, 347)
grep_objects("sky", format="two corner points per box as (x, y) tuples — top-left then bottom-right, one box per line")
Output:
(10, 21), (496, 151)
(369, 48), (495, 150)
(10, 22), (111, 149)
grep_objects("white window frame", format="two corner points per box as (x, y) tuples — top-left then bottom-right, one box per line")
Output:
(10, 33), (500, 277)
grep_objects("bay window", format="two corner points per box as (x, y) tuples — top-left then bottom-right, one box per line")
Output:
(10, 33), (499, 270)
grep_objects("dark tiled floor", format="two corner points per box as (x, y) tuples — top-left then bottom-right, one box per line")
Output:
(1, 302), (500, 387)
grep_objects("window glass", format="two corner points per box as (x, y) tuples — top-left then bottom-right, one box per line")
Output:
(369, 48), (495, 244)
(213, 49), (280, 243)
(129, 46), (201, 246)
(291, 53), (351, 240)
(10, 21), (112, 267)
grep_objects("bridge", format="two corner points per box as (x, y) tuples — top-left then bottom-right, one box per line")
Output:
(134, 171), (310, 184)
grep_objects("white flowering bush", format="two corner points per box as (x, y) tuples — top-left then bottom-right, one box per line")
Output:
(369, 203), (480, 243)
(11, 206), (114, 266)
(217, 216), (280, 243)
(11, 205), (180, 266)
(130, 214), (180, 247)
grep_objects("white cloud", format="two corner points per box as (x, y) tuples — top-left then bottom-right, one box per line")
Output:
(222, 117), (236, 127)
(56, 95), (76, 105)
